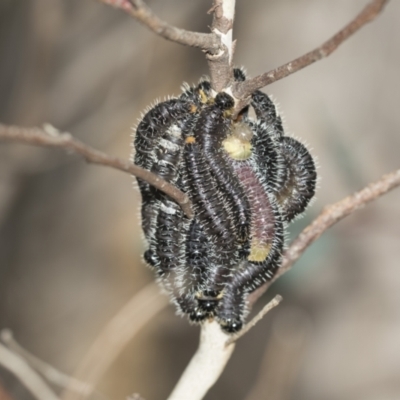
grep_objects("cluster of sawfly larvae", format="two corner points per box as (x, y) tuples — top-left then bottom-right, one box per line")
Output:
(133, 68), (317, 333)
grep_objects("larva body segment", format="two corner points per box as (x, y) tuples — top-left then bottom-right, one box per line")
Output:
(251, 120), (286, 193)
(183, 140), (235, 288)
(216, 158), (284, 332)
(135, 99), (192, 242)
(251, 90), (284, 140)
(276, 136), (317, 221)
(194, 100), (251, 243)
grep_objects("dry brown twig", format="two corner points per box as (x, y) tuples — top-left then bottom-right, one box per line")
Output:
(0, 123), (193, 218)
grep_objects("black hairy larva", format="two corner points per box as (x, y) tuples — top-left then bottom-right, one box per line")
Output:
(193, 95), (251, 243)
(133, 69), (317, 333)
(183, 140), (235, 287)
(276, 136), (317, 221)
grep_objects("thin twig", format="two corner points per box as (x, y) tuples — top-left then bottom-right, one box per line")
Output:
(234, 0), (390, 100)
(0, 123), (193, 218)
(97, 0), (220, 52)
(62, 283), (168, 400)
(226, 295), (283, 346)
(248, 168), (400, 306)
(0, 330), (92, 395)
(0, 343), (60, 400)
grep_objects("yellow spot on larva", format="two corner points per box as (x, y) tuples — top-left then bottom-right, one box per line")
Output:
(248, 243), (272, 262)
(185, 136), (196, 144)
(190, 104), (198, 113)
(222, 136), (252, 160)
(199, 89), (209, 104)
(222, 121), (254, 160)
(223, 109), (233, 118)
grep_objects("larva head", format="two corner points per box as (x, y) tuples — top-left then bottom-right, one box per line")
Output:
(215, 92), (235, 111)
(220, 318), (243, 333)
(196, 290), (222, 313)
(189, 307), (208, 322)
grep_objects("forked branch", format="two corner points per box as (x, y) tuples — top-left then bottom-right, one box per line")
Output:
(97, 0), (390, 104)
(97, 0), (220, 52)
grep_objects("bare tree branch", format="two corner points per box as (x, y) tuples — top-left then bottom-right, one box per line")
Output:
(233, 0), (390, 100)
(248, 167), (400, 306)
(206, 0), (236, 92)
(0, 123), (194, 218)
(0, 330), (92, 396)
(0, 343), (60, 400)
(97, 0), (220, 52)
(166, 321), (235, 400)
(62, 283), (168, 400)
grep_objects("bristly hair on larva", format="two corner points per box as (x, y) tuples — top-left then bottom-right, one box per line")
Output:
(132, 68), (317, 333)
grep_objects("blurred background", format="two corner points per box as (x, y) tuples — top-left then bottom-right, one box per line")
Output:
(0, 0), (399, 399)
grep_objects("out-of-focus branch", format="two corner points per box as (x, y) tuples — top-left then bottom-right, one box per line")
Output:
(97, 0), (220, 52)
(0, 343), (60, 400)
(245, 308), (310, 400)
(233, 0), (390, 101)
(249, 167), (400, 305)
(166, 321), (235, 400)
(0, 383), (14, 400)
(0, 330), (91, 396)
(0, 123), (194, 218)
(62, 283), (168, 400)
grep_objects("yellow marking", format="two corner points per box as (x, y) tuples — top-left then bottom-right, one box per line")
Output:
(248, 243), (272, 262)
(222, 121), (254, 159)
(185, 136), (196, 144)
(199, 89), (209, 104)
(222, 136), (252, 160)
(223, 109), (233, 118)
(189, 104), (198, 113)
(216, 291), (224, 300)
(195, 291), (224, 300)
